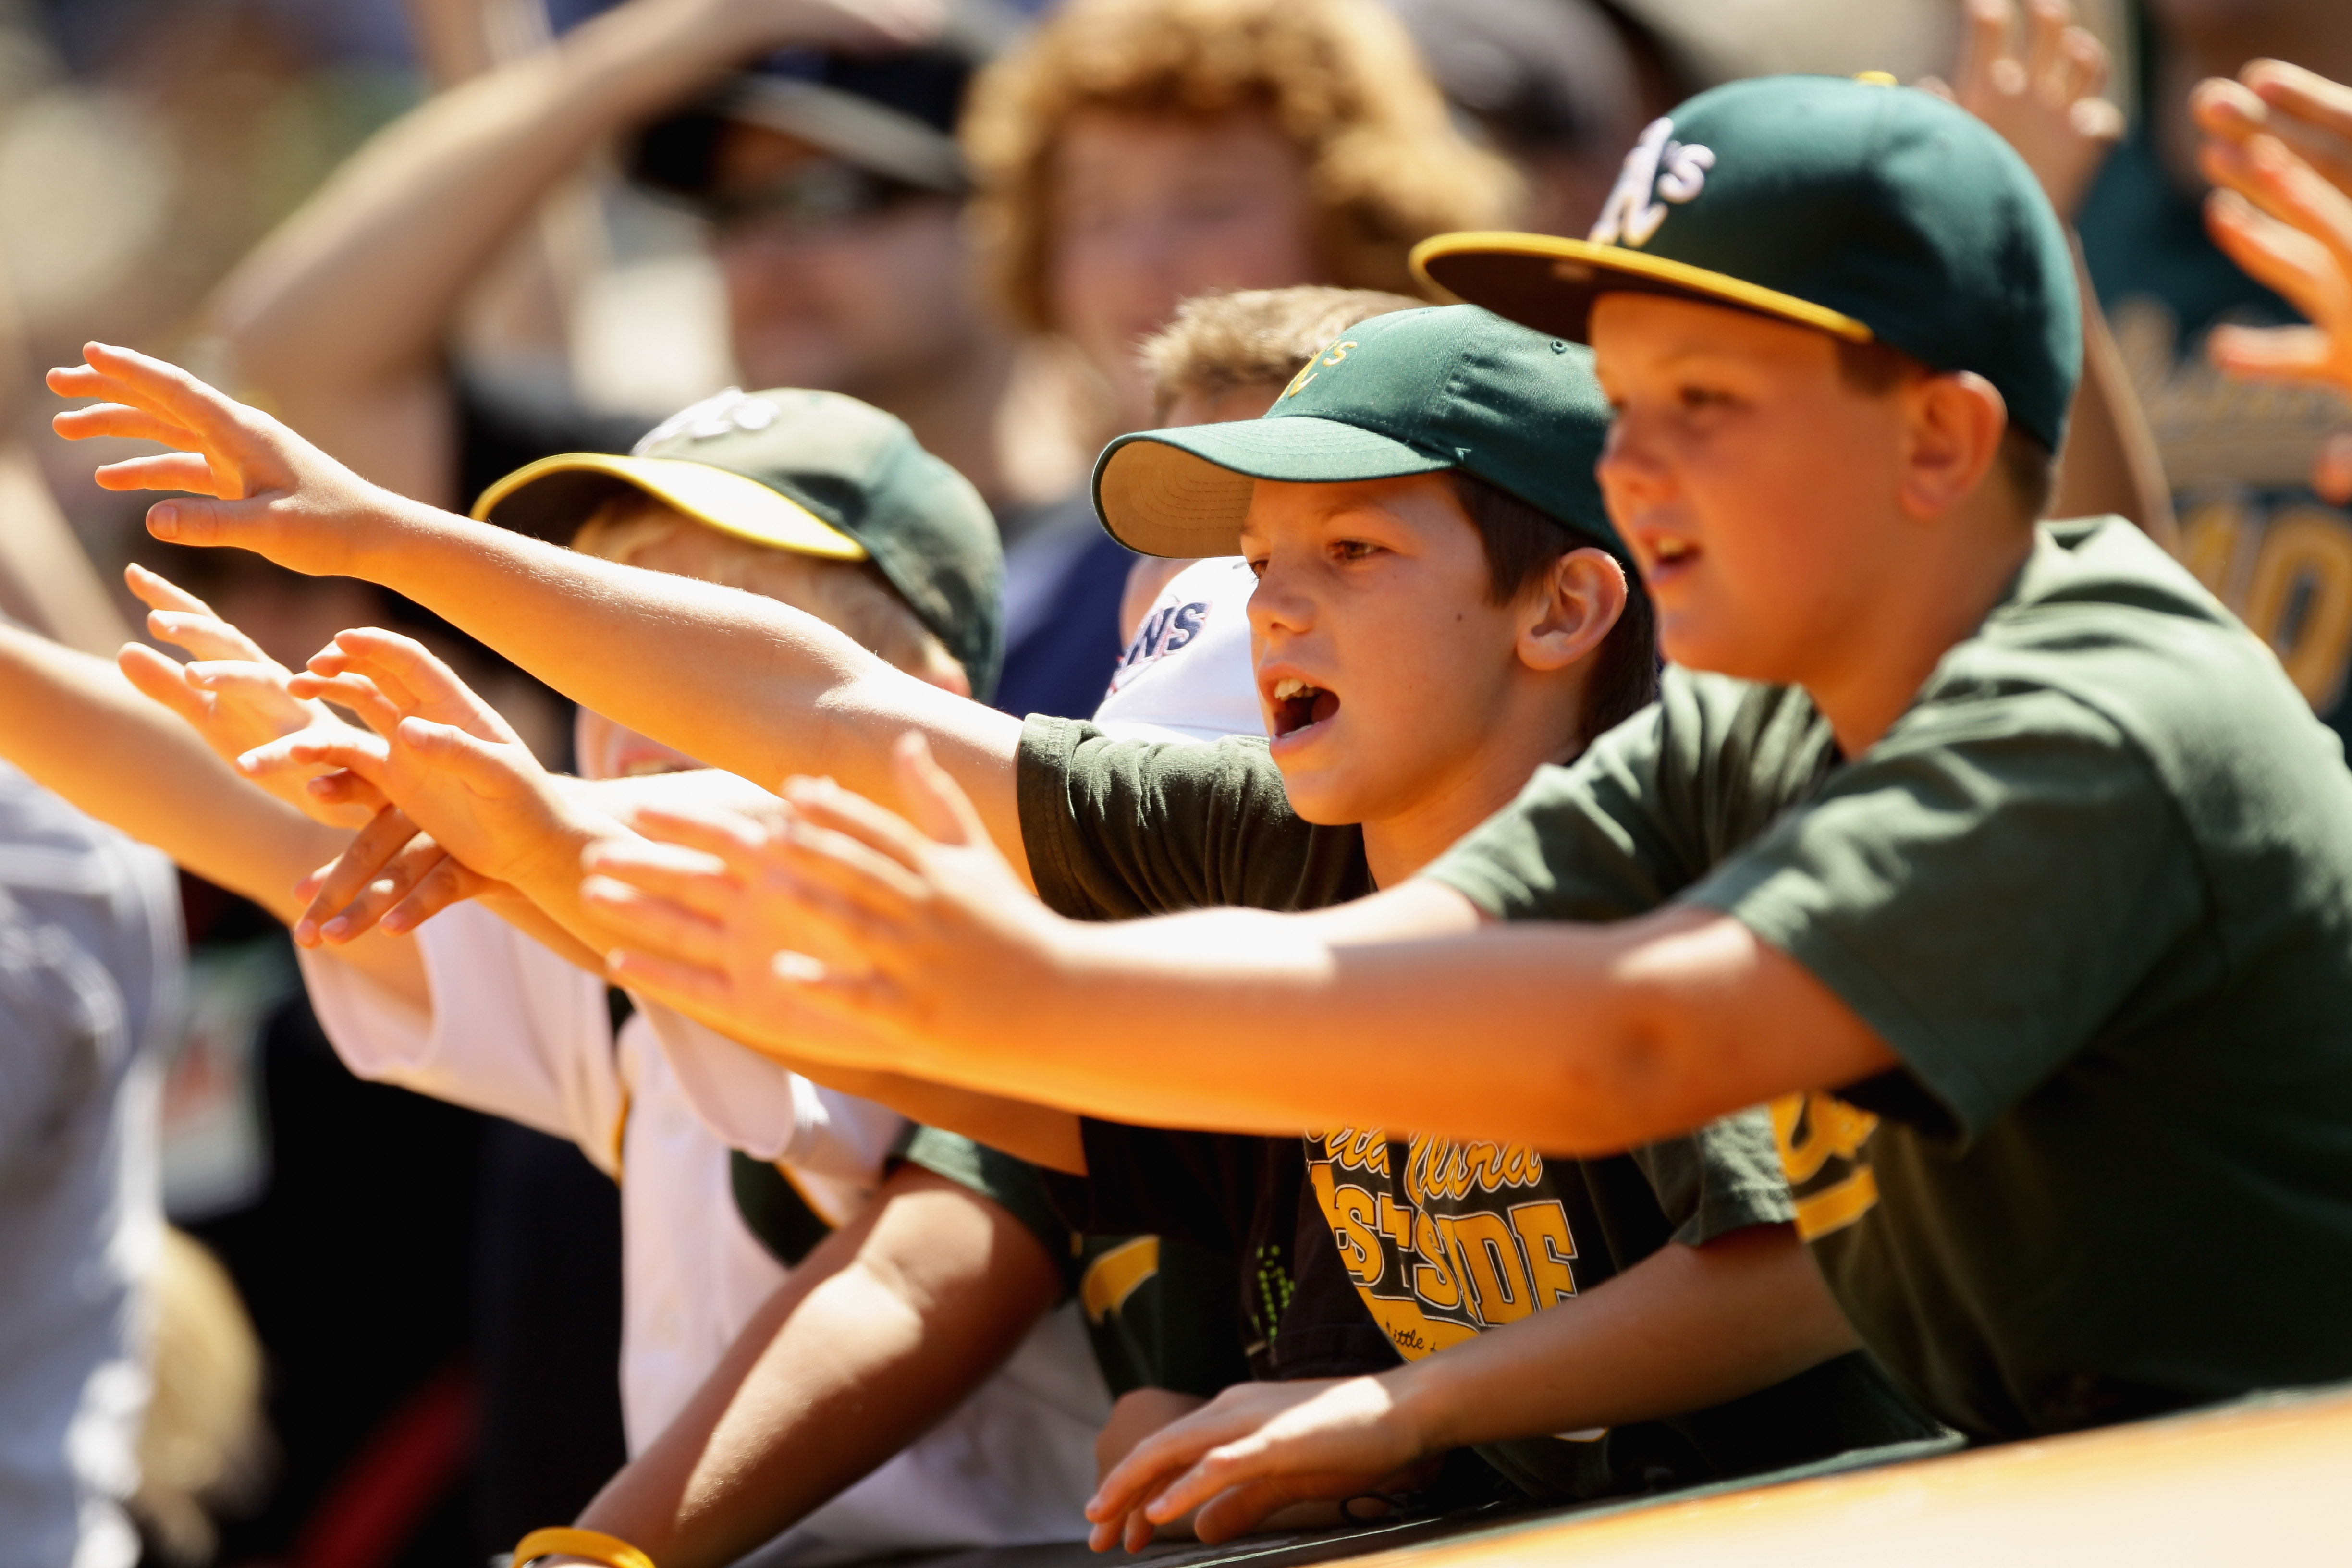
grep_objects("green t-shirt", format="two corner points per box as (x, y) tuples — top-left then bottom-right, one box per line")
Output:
(1427, 517), (2352, 1439)
(1022, 717), (1942, 1494)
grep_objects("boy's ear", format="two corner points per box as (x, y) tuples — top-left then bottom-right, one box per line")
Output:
(1898, 371), (2009, 523)
(1519, 548), (1628, 674)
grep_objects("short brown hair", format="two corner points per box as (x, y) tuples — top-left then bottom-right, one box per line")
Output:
(963, 0), (1521, 334)
(1141, 285), (1426, 419)
(1833, 338), (2058, 520)
(1446, 470), (1659, 751)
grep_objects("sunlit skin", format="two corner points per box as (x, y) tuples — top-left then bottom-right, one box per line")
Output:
(711, 124), (989, 400)
(1591, 293), (2024, 755)
(1049, 110), (1321, 426)
(1239, 473), (1624, 887)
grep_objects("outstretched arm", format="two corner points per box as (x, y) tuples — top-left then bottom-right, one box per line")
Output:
(563, 1164), (1062, 1568)
(48, 345), (1032, 871)
(590, 740), (1893, 1154)
(0, 617), (426, 1004)
(209, 0), (942, 503)
(1088, 1222), (1854, 1549)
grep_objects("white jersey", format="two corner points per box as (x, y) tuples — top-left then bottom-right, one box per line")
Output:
(296, 902), (1106, 1554)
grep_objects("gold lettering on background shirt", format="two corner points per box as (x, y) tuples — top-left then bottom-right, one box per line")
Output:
(1772, 1092), (1880, 1241)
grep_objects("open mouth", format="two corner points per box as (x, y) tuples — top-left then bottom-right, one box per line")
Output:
(1645, 535), (1698, 577)
(1270, 675), (1341, 739)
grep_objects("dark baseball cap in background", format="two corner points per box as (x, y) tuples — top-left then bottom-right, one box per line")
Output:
(475, 388), (1006, 700)
(1093, 304), (1625, 566)
(629, 0), (1024, 200)
(1413, 74), (2081, 453)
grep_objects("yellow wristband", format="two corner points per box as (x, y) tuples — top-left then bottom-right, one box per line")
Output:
(512, 1527), (656, 1568)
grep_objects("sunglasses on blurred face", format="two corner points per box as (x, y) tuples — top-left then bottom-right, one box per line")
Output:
(704, 161), (931, 242)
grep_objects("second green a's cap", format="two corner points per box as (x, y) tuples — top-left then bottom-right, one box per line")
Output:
(1093, 304), (1622, 561)
(1411, 74), (2081, 452)
(475, 388), (1005, 700)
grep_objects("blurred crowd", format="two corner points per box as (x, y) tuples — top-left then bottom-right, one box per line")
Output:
(0, 1), (2346, 1567)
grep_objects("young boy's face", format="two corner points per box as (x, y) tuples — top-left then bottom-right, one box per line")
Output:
(1589, 293), (1915, 688)
(1237, 472), (1558, 826)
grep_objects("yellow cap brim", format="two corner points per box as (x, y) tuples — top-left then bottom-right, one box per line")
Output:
(1411, 231), (1873, 345)
(471, 453), (867, 562)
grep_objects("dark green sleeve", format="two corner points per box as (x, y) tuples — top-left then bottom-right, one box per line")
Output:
(1687, 688), (2203, 1141)
(1016, 715), (1366, 917)
(1632, 1111), (1796, 1246)
(894, 1124), (1080, 1294)
(1422, 669), (1836, 922)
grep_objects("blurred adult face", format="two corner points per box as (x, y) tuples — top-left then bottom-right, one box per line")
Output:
(710, 123), (986, 399)
(1048, 109), (1321, 427)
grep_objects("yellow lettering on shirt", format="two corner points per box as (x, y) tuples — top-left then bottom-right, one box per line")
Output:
(1080, 1236), (1160, 1325)
(1509, 1201), (1580, 1308)
(1772, 1092), (1882, 1241)
(1440, 1211), (1537, 1325)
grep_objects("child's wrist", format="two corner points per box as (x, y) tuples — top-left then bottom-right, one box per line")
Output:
(1375, 1361), (1450, 1458)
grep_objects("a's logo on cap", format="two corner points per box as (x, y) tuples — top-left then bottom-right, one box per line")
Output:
(1282, 339), (1359, 400)
(633, 387), (781, 455)
(1589, 118), (1715, 249)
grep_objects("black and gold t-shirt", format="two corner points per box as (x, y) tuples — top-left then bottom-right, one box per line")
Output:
(1430, 520), (2352, 1440)
(1021, 717), (1938, 1494)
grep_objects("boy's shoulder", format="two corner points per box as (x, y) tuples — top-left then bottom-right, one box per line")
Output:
(1017, 716), (1371, 920)
(1927, 517), (2351, 805)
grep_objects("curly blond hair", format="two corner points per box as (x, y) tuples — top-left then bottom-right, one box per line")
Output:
(964, 0), (1521, 334)
(1141, 285), (1426, 417)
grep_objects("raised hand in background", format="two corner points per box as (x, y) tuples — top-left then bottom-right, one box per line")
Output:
(2194, 61), (2352, 503)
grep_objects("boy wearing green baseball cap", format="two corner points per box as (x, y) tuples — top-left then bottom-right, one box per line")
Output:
(588, 73), (2352, 1454)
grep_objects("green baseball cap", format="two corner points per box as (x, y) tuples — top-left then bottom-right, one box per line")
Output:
(1411, 74), (2081, 452)
(1093, 305), (1624, 562)
(475, 388), (1004, 699)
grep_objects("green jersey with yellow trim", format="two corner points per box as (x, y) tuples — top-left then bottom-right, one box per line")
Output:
(1429, 518), (2352, 1440)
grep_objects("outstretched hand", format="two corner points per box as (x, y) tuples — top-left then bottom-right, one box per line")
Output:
(244, 629), (580, 942)
(2194, 61), (2352, 502)
(114, 562), (385, 828)
(1086, 1378), (1436, 1551)
(48, 342), (416, 577)
(1922, 0), (2122, 222)
(582, 733), (1068, 1072)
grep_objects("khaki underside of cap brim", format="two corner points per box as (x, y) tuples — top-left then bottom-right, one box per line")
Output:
(1098, 420), (1448, 558)
(473, 453), (868, 561)
(1411, 231), (1873, 345)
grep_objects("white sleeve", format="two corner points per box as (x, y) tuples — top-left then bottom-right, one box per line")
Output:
(639, 1002), (904, 1182)
(294, 902), (627, 1176)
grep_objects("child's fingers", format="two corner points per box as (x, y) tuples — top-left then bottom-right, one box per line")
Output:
(93, 454), (223, 497)
(576, 838), (738, 921)
(307, 638), (424, 713)
(2203, 134), (2352, 262)
(1954, 0), (2011, 95)
(150, 610), (272, 665)
(578, 876), (730, 969)
(393, 717), (529, 797)
(2058, 24), (2108, 107)
(290, 671), (405, 736)
(332, 628), (490, 721)
(381, 855), (490, 936)
(765, 817), (930, 927)
(145, 493), (277, 547)
(76, 342), (254, 440)
(2245, 59), (2352, 159)
(778, 774), (939, 873)
(117, 643), (208, 725)
(2023, 0), (2069, 98)
(601, 948), (735, 1017)
(292, 807), (422, 946)
(893, 732), (991, 850)
(306, 767), (392, 815)
(621, 804), (774, 871)
(183, 661), (305, 716)
(241, 729), (389, 782)
(317, 833), (447, 945)
(122, 562), (216, 619)
(50, 401), (203, 452)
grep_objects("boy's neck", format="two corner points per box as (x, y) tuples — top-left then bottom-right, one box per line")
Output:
(1359, 711), (1586, 889)
(1802, 519), (2040, 759)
